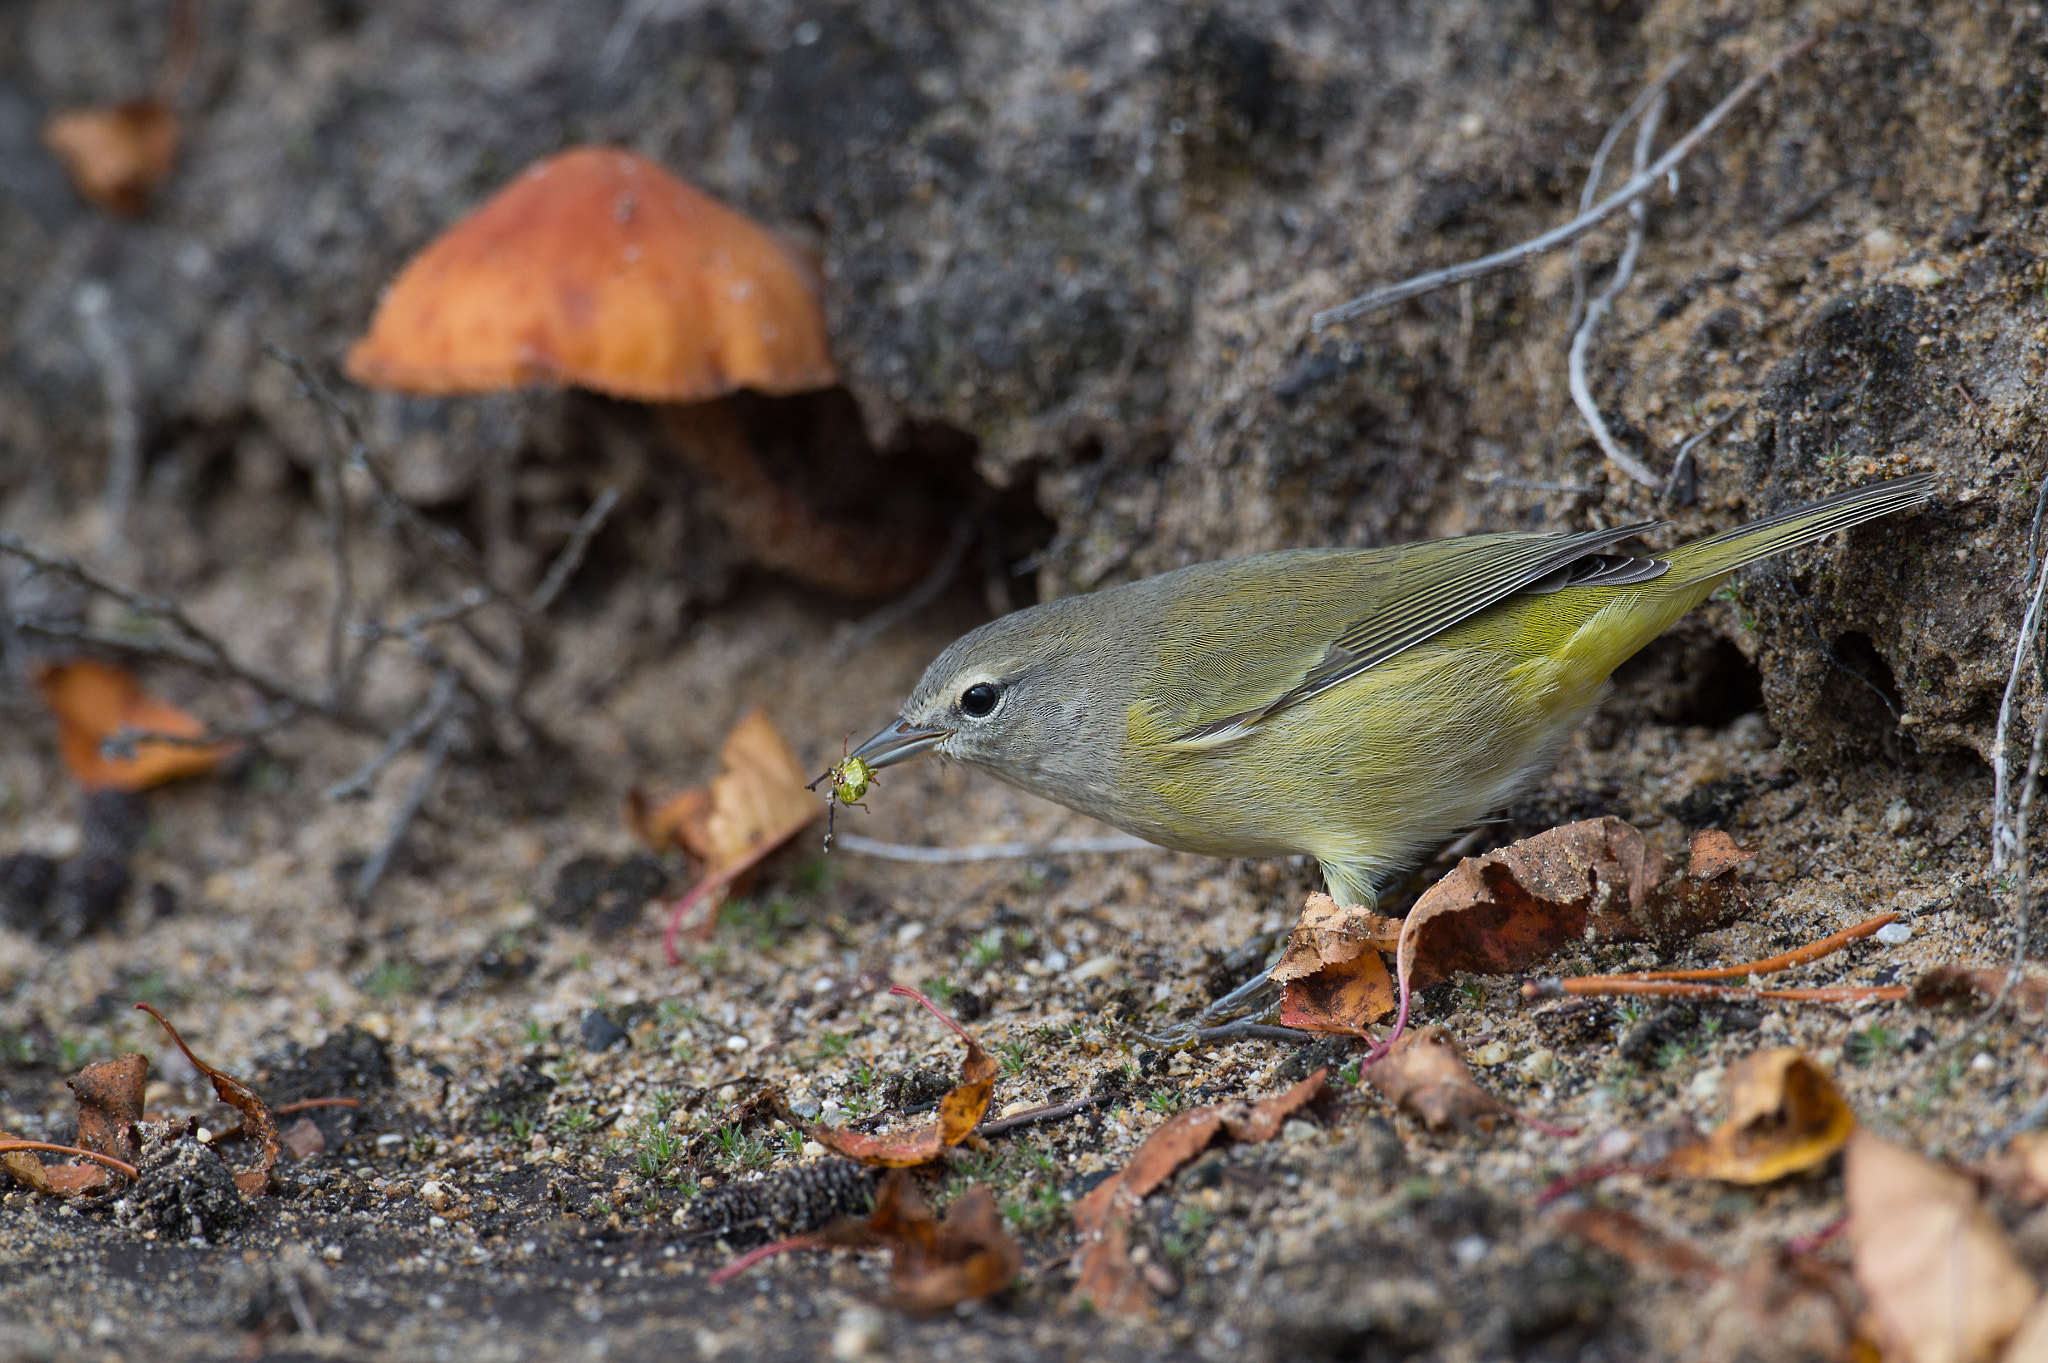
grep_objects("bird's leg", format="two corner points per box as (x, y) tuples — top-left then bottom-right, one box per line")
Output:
(1127, 931), (1287, 1050)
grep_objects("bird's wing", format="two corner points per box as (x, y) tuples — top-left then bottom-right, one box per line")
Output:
(1157, 524), (1667, 747)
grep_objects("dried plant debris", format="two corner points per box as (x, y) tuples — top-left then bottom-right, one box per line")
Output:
(711, 1170), (1020, 1315)
(1552, 1206), (1722, 1284)
(68, 1053), (148, 1170)
(631, 708), (821, 955)
(1847, 1132), (2041, 1363)
(1072, 1071), (1326, 1317)
(34, 660), (236, 792)
(1358, 1027), (1507, 1134)
(809, 986), (996, 1167)
(42, 98), (180, 216)
(137, 1004), (280, 1197)
(1666, 1048), (1855, 1185)
(1910, 964), (2048, 1019)
(1272, 893), (1399, 1033)
(677, 1159), (881, 1249)
(1693, 1250), (1868, 1363)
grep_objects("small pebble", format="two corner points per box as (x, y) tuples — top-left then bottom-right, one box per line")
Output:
(1688, 1066), (1724, 1104)
(1280, 1119), (1318, 1145)
(1518, 1047), (1557, 1080)
(831, 1305), (887, 1361)
(819, 1099), (846, 1125)
(1875, 922), (1912, 946)
(1592, 1128), (1635, 1162)
(1971, 1052), (1995, 1073)
(1469, 1041), (1510, 1067)
(1068, 954), (1120, 983)
(419, 1180), (452, 1212)
(724, 1034), (750, 1053)
(1453, 1234), (1490, 1267)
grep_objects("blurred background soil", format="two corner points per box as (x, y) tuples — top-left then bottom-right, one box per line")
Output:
(1, 0), (2045, 1359)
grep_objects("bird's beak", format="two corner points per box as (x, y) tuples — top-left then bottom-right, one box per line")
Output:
(848, 717), (951, 770)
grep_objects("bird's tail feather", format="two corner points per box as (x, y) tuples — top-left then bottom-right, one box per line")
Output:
(1665, 473), (1934, 586)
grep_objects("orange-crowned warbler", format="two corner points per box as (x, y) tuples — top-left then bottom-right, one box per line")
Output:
(848, 475), (1930, 912)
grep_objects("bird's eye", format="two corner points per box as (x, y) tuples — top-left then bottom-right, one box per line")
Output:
(959, 682), (1001, 718)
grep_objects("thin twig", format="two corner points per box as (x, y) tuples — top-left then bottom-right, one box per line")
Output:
(1463, 473), (1603, 496)
(1311, 34), (1817, 330)
(1567, 56), (1692, 336)
(1567, 87), (1669, 489)
(351, 712), (459, 907)
(1993, 469), (2048, 872)
(831, 831), (1156, 863)
(316, 401), (356, 709)
(529, 488), (624, 615)
(0, 531), (365, 730)
(975, 1092), (1116, 1138)
(1661, 403), (1746, 504)
(76, 283), (142, 564)
(327, 669), (459, 802)
(101, 706), (297, 760)
(829, 519), (977, 660)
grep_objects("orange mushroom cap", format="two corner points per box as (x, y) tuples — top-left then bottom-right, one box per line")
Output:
(345, 147), (837, 402)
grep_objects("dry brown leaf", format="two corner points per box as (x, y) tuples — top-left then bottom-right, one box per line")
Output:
(1273, 893), (1399, 1033)
(34, 660), (236, 792)
(793, 1170), (1020, 1312)
(1975, 1132), (2048, 1209)
(1553, 1206), (1722, 1282)
(652, 709), (823, 954)
(810, 986), (997, 1167)
(1909, 964), (2048, 1020)
(1665, 1049), (1854, 1185)
(1847, 1131), (2039, 1363)
(1359, 1026), (1505, 1132)
(1071, 1071), (1326, 1317)
(43, 98), (180, 216)
(0, 1135), (61, 1195)
(1397, 821), (1753, 1001)
(137, 1003), (279, 1197)
(70, 1053), (146, 1168)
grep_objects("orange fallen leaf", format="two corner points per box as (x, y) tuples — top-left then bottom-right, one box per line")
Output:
(1273, 893), (1399, 1033)
(652, 708), (823, 959)
(711, 1170), (1020, 1313)
(1909, 964), (2048, 1020)
(1846, 1131), (2039, 1363)
(137, 1003), (279, 1197)
(1665, 1049), (1853, 1185)
(810, 986), (997, 1167)
(1358, 1026), (1505, 1133)
(1071, 1071), (1325, 1317)
(43, 98), (180, 216)
(34, 660), (235, 792)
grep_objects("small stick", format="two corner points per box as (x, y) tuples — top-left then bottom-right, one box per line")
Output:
(528, 488), (623, 615)
(1312, 33), (1818, 330)
(831, 831), (1155, 863)
(1521, 979), (1906, 1003)
(101, 705), (297, 759)
(1591, 911), (1899, 982)
(707, 1233), (819, 1285)
(975, 1092), (1115, 1138)
(1567, 56), (1692, 336)
(76, 283), (142, 563)
(1992, 468), (2048, 873)
(350, 711), (458, 907)
(326, 669), (458, 801)
(1661, 403), (1746, 504)
(1567, 85), (1669, 489)
(0, 1140), (138, 1181)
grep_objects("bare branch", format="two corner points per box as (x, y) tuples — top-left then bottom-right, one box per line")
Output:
(101, 706), (298, 760)
(351, 710), (459, 908)
(327, 669), (459, 802)
(1660, 403), (1746, 504)
(1568, 56), (1692, 336)
(832, 831), (1155, 863)
(1994, 469), (2048, 872)
(1567, 88), (1669, 488)
(1311, 34), (1817, 331)
(529, 487), (624, 615)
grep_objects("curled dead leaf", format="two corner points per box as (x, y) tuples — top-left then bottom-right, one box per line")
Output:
(1359, 1026), (1505, 1132)
(1273, 893), (1399, 1033)
(1665, 1048), (1854, 1185)
(43, 98), (180, 216)
(816, 1172), (1021, 1313)
(1846, 1131), (2039, 1363)
(69, 1053), (147, 1169)
(810, 986), (997, 1167)
(137, 1003), (279, 1197)
(34, 660), (237, 793)
(1909, 964), (2048, 1020)
(1072, 1071), (1326, 1317)
(651, 709), (822, 956)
